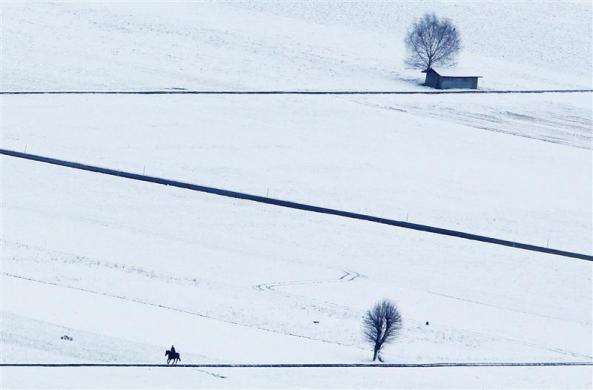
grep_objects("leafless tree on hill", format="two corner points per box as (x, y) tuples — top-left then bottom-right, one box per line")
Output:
(405, 13), (461, 70)
(363, 299), (402, 362)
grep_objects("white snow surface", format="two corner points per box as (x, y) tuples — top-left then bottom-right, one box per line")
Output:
(2, 93), (591, 253)
(1, 1), (592, 91)
(1, 153), (592, 387)
(2, 365), (592, 389)
(1, 1), (593, 389)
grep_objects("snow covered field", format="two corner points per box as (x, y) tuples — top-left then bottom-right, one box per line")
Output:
(2, 93), (591, 254)
(2, 365), (591, 389)
(1, 153), (592, 387)
(1, 1), (592, 388)
(1, 1), (592, 91)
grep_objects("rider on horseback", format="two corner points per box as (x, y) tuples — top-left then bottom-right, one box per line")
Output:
(165, 345), (181, 365)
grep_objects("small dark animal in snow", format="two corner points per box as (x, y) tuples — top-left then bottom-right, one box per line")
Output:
(426, 321), (429, 326)
(165, 346), (181, 365)
(60, 335), (73, 341)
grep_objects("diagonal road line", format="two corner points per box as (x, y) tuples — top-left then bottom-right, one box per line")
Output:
(2, 148), (591, 261)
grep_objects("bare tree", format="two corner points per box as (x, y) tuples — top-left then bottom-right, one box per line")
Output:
(363, 299), (402, 362)
(405, 13), (461, 71)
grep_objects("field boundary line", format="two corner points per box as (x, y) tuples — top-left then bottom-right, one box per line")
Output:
(1, 89), (592, 95)
(1, 362), (592, 368)
(2, 148), (592, 262)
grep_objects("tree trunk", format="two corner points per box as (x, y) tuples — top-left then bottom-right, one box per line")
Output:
(372, 345), (379, 361)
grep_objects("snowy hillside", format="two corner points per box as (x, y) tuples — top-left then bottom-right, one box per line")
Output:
(2, 93), (591, 253)
(2, 148), (592, 387)
(1, 1), (592, 90)
(1, 1), (592, 389)
(2, 156), (592, 361)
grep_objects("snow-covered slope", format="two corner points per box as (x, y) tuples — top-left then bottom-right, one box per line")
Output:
(2, 93), (591, 253)
(2, 365), (591, 389)
(1, 1), (592, 388)
(2, 157), (591, 366)
(1, 1), (591, 90)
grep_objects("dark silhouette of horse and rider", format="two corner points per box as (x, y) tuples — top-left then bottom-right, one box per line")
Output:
(165, 345), (181, 365)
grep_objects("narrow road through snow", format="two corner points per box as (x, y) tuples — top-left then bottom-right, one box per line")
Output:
(1, 149), (591, 261)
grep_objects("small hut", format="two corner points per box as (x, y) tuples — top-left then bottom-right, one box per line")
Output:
(423, 68), (481, 89)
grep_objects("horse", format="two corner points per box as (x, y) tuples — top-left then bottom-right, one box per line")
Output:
(165, 349), (181, 365)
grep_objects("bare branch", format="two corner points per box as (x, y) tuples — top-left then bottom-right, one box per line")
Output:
(362, 299), (402, 362)
(404, 13), (461, 70)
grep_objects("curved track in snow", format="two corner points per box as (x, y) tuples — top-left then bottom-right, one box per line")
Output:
(254, 270), (362, 293)
(3, 273), (354, 348)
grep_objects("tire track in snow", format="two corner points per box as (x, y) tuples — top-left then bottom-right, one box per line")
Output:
(2, 239), (218, 290)
(339, 270), (361, 282)
(455, 326), (592, 361)
(252, 266), (591, 361)
(254, 270), (362, 293)
(252, 270), (364, 322)
(2, 273), (355, 348)
(343, 97), (592, 150)
(5, 273), (587, 360)
(424, 291), (593, 360)
(192, 367), (226, 379)
(427, 290), (591, 327)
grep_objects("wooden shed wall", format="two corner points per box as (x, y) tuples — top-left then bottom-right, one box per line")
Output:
(438, 77), (479, 89)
